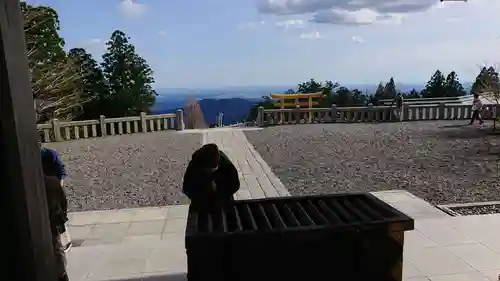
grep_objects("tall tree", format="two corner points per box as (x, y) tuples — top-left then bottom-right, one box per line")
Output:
(101, 30), (157, 117)
(372, 82), (385, 104)
(421, 70), (446, 98)
(21, 2), (66, 67)
(22, 2), (83, 122)
(472, 66), (500, 130)
(383, 77), (397, 99)
(297, 79), (338, 107)
(68, 48), (109, 119)
(471, 66), (500, 95)
(444, 71), (466, 97)
(405, 88), (421, 98)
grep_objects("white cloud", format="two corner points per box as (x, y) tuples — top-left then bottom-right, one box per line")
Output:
(299, 31), (322, 40)
(119, 0), (146, 18)
(158, 30), (167, 36)
(445, 17), (460, 23)
(258, 0), (445, 25)
(351, 36), (364, 43)
(275, 19), (305, 28)
(88, 38), (102, 44)
(238, 21), (265, 31)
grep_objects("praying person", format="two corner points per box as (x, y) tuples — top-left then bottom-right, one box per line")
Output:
(182, 143), (240, 210)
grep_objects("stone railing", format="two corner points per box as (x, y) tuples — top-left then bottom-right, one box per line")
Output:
(256, 103), (499, 126)
(37, 110), (183, 143)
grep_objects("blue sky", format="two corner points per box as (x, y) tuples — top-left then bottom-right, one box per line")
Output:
(27, 0), (500, 88)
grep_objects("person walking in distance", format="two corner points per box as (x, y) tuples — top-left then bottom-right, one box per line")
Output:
(44, 175), (70, 281)
(469, 92), (484, 125)
(182, 143), (240, 210)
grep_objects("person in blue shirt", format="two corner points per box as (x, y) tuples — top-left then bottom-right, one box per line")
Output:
(40, 145), (71, 252)
(40, 147), (67, 186)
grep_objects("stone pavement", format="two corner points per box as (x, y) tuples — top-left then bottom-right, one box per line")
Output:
(64, 129), (500, 281)
(66, 190), (500, 281)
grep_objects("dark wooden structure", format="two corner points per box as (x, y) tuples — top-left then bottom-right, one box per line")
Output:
(0, 1), (58, 280)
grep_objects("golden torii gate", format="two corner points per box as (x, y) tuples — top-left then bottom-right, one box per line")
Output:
(271, 92), (324, 123)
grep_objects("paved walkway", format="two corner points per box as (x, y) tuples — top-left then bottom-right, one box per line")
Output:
(65, 190), (496, 281)
(203, 128), (290, 199)
(63, 129), (500, 281)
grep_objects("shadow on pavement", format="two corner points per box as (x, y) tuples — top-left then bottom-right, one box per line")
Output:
(106, 272), (187, 281)
(440, 124), (469, 129)
(433, 124), (494, 139)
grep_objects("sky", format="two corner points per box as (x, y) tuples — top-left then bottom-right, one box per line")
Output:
(26, 0), (500, 88)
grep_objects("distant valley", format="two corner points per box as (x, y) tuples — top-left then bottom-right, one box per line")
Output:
(151, 83), (472, 125)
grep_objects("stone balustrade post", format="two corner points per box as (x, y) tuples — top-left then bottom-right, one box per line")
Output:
(367, 104), (374, 122)
(438, 102), (446, 120)
(330, 104), (337, 123)
(257, 106), (264, 127)
(294, 105), (301, 124)
(176, 109), (184, 131)
(52, 118), (62, 142)
(140, 112), (147, 132)
(402, 102), (409, 121)
(99, 115), (106, 136)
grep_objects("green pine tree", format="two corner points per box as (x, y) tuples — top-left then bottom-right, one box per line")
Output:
(421, 70), (446, 98)
(444, 71), (466, 97)
(383, 77), (397, 99)
(101, 30), (157, 117)
(372, 82), (385, 104)
(68, 48), (109, 119)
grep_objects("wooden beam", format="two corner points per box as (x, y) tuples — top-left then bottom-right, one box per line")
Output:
(0, 1), (58, 280)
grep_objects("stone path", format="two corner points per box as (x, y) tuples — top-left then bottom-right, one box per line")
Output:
(203, 128), (290, 199)
(66, 194), (500, 281)
(63, 129), (500, 281)
(66, 190), (464, 281)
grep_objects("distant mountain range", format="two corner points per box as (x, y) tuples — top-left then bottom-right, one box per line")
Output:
(151, 83), (473, 125)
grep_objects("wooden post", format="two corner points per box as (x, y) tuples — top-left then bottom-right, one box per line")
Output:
(140, 112), (147, 132)
(99, 115), (107, 136)
(52, 118), (62, 142)
(0, 1), (58, 280)
(176, 109), (184, 131)
(331, 104), (337, 123)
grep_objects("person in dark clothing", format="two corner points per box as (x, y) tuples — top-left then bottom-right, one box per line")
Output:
(182, 143), (240, 210)
(41, 147), (67, 186)
(391, 93), (404, 121)
(40, 145), (71, 251)
(44, 176), (70, 281)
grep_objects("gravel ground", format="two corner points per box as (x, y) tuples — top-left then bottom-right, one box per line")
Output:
(452, 205), (500, 215)
(44, 132), (202, 212)
(244, 121), (500, 205)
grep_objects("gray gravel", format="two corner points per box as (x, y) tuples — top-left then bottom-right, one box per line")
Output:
(244, 121), (500, 205)
(452, 205), (500, 215)
(44, 132), (202, 212)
